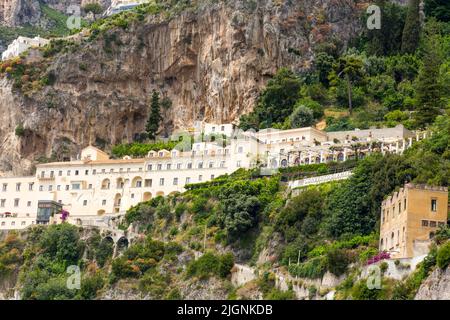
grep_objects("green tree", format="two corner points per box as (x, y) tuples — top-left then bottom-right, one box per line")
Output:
(289, 105), (314, 128)
(414, 20), (444, 128)
(39, 224), (83, 265)
(83, 3), (103, 15)
(366, 0), (407, 56)
(239, 68), (302, 130)
(314, 52), (335, 86)
(401, 0), (421, 54)
(424, 0), (450, 22)
(146, 90), (162, 140)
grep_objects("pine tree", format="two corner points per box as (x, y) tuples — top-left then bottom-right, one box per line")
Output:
(146, 90), (161, 140)
(414, 20), (443, 128)
(333, 56), (364, 115)
(401, 0), (421, 54)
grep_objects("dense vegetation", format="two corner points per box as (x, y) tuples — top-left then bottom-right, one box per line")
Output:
(239, 1), (449, 132)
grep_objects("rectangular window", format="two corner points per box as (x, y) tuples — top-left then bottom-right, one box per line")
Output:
(93, 169), (96, 175)
(85, 170), (89, 175)
(65, 185), (70, 191)
(173, 178), (178, 185)
(145, 179), (152, 187)
(27, 201), (31, 207)
(136, 181), (142, 188)
(48, 185), (53, 191)
(186, 177), (191, 184)
(167, 164), (171, 170)
(88, 184), (92, 189)
(199, 175), (203, 182)
(430, 221), (437, 227)
(102, 200), (106, 206)
(187, 163), (192, 169)
(159, 178), (164, 186)
(67, 170), (71, 176)
(438, 222), (445, 228)
(16, 183), (21, 191)
(57, 185), (61, 191)
(237, 161), (241, 168)
(0, 199), (5, 207)
(198, 162), (203, 169)
(14, 199), (19, 207)
(58, 170), (62, 176)
(211, 175), (215, 180)
(422, 220), (429, 227)
(177, 163), (182, 169)
(147, 164), (152, 171)
(83, 200), (87, 206)
(157, 164), (162, 170)
(209, 162), (214, 168)
(29, 183), (34, 191)
(431, 199), (437, 212)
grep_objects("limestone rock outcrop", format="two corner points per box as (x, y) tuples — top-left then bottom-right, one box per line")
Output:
(415, 267), (450, 300)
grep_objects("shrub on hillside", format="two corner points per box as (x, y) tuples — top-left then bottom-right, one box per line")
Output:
(288, 256), (327, 279)
(186, 252), (234, 279)
(325, 248), (350, 276)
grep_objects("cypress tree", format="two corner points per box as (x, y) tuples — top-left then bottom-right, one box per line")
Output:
(401, 0), (421, 54)
(146, 90), (161, 140)
(414, 20), (443, 128)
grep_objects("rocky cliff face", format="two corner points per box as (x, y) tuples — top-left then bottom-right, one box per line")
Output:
(415, 267), (450, 300)
(0, 0), (364, 175)
(0, 0), (109, 27)
(0, 0), (41, 26)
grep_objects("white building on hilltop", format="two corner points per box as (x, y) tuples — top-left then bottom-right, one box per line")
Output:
(1, 36), (49, 61)
(0, 123), (423, 230)
(104, 0), (149, 16)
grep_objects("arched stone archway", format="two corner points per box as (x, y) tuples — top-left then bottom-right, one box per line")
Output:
(156, 191), (164, 197)
(117, 237), (129, 253)
(101, 179), (111, 189)
(97, 209), (106, 216)
(116, 177), (124, 189)
(143, 192), (152, 202)
(132, 176), (143, 188)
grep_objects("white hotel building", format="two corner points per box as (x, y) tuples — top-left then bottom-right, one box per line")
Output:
(1, 36), (49, 61)
(0, 123), (421, 230)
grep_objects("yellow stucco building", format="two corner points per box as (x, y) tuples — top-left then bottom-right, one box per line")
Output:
(380, 183), (448, 259)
